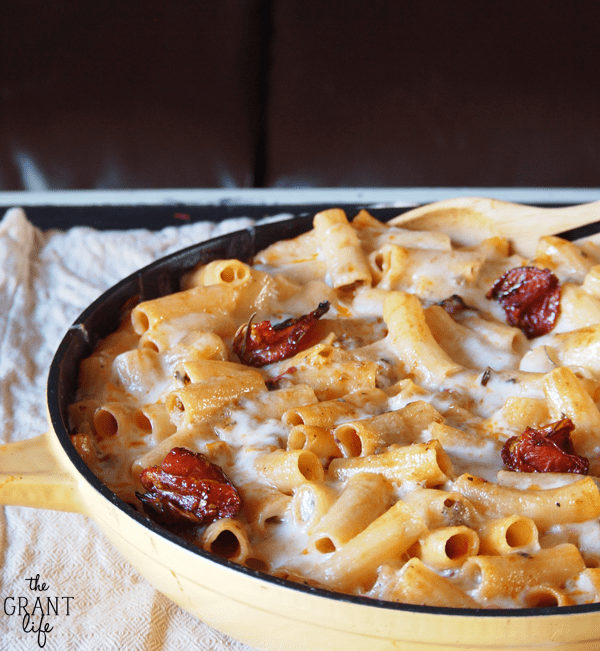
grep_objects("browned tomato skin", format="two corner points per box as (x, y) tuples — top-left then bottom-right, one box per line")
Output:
(437, 294), (473, 316)
(501, 418), (589, 474)
(233, 301), (330, 367)
(136, 447), (241, 525)
(486, 267), (560, 339)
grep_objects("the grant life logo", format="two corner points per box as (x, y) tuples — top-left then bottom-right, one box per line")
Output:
(2, 574), (75, 648)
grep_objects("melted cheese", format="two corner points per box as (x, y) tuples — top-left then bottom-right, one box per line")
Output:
(70, 209), (600, 609)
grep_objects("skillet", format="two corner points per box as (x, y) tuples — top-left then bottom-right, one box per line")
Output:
(3, 204), (600, 651)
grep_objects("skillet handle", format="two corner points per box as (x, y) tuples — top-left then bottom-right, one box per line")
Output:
(0, 431), (85, 513)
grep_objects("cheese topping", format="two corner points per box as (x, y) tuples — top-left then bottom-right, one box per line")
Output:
(70, 208), (600, 609)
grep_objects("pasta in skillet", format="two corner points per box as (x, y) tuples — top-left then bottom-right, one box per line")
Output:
(70, 206), (600, 609)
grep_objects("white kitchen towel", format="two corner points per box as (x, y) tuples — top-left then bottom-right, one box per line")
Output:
(0, 207), (259, 651)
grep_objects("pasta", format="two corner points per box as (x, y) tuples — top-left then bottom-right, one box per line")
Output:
(69, 204), (600, 609)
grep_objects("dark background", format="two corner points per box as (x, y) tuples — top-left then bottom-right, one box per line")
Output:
(2, 1), (600, 191)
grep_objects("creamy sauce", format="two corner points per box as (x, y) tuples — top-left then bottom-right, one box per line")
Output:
(70, 209), (600, 609)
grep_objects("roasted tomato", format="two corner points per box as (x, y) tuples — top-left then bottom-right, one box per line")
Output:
(136, 447), (241, 525)
(486, 266), (560, 339)
(233, 301), (330, 367)
(501, 418), (589, 474)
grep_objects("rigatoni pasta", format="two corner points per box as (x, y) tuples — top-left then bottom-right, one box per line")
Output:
(70, 204), (600, 609)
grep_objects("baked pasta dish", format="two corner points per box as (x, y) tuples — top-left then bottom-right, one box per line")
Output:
(69, 207), (600, 609)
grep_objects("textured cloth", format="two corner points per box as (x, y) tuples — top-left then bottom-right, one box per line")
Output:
(0, 208), (259, 650)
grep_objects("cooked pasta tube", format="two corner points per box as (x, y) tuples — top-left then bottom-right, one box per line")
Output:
(231, 269), (285, 322)
(543, 366), (600, 458)
(426, 421), (497, 451)
(175, 359), (264, 386)
(374, 249), (485, 301)
(415, 525), (479, 570)
(582, 264), (600, 299)
(519, 584), (574, 608)
(370, 558), (478, 608)
(162, 333), (229, 364)
(185, 259), (252, 288)
(281, 344), (379, 401)
(423, 306), (482, 370)
(310, 473), (395, 553)
(351, 208), (387, 231)
(248, 384), (317, 420)
(462, 543), (585, 601)
(486, 396), (550, 437)
(387, 378), (430, 402)
(313, 208), (372, 288)
(93, 403), (151, 441)
(460, 314), (524, 351)
(414, 248), (485, 289)
(113, 348), (167, 398)
(255, 449), (324, 494)
(138, 402), (177, 444)
(282, 388), (387, 428)
(131, 284), (238, 335)
(401, 488), (478, 529)
(284, 342), (341, 369)
(369, 244), (409, 288)
(536, 235), (596, 283)
(452, 474), (600, 531)
(549, 324), (600, 377)
(165, 374), (265, 427)
(353, 210), (452, 252)
(383, 291), (463, 386)
(477, 516), (539, 556)
(201, 518), (252, 563)
(287, 425), (341, 462)
(495, 469), (588, 490)
(139, 314), (236, 352)
(332, 421), (381, 458)
(239, 484), (292, 533)
(318, 500), (427, 592)
(253, 228), (319, 266)
(328, 441), (453, 488)
(554, 283), (600, 332)
(424, 305), (520, 371)
(333, 401), (444, 457)
(291, 482), (338, 533)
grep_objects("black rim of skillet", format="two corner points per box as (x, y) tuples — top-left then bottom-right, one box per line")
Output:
(45, 204), (600, 619)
